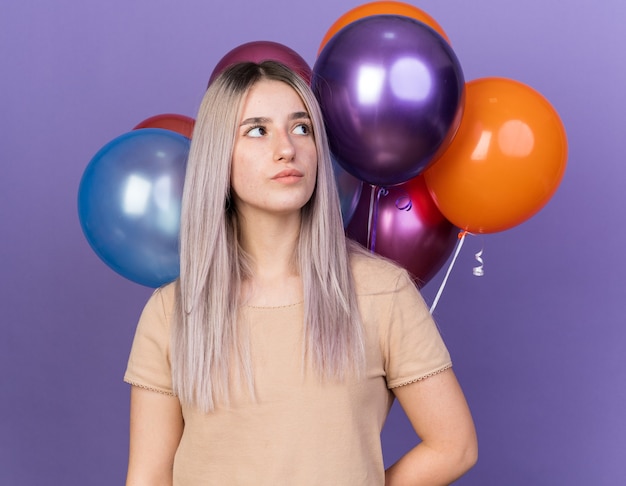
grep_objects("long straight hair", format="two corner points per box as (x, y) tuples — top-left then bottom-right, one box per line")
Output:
(172, 61), (365, 412)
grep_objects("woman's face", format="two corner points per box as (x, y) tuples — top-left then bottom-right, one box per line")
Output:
(231, 79), (317, 219)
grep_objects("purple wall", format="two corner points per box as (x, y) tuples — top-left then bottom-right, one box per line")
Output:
(2, 1), (624, 484)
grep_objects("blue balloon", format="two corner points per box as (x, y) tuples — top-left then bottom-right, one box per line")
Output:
(78, 129), (189, 287)
(331, 155), (362, 227)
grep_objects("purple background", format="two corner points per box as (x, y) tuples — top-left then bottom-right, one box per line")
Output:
(2, 1), (624, 484)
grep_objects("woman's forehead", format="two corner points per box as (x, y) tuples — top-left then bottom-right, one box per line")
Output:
(240, 79), (308, 117)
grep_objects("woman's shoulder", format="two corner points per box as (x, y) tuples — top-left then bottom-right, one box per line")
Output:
(144, 280), (178, 314)
(348, 242), (408, 295)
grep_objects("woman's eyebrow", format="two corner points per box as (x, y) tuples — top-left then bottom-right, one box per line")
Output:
(290, 111), (310, 120)
(240, 112), (310, 126)
(240, 116), (270, 126)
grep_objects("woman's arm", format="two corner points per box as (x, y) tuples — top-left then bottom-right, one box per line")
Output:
(126, 386), (184, 486)
(385, 368), (478, 485)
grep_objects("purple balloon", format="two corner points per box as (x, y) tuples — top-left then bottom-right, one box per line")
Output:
(346, 176), (457, 287)
(208, 41), (312, 86)
(313, 15), (465, 186)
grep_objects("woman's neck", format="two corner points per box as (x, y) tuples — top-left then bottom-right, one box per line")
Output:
(237, 211), (304, 306)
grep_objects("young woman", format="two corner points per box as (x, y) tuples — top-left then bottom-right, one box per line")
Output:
(124, 61), (477, 485)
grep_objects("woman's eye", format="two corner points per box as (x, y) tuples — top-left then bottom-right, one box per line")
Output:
(246, 126), (266, 137)
(293, 123), (311, 135)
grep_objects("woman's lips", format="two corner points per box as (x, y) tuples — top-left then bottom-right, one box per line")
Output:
(272, 169), (304, 183)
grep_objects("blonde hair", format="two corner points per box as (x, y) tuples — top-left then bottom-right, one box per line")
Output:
(173, 61), (364, 411)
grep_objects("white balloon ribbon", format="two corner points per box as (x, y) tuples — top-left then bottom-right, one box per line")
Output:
(429, 231), (485, 314)
(473, 248), (485, 277)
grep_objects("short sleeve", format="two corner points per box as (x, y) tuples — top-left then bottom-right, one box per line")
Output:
(383, 270), (452, 388)
(123, 285), (175, 396)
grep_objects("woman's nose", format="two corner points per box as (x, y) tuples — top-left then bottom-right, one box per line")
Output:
(274, 131), (296, 161)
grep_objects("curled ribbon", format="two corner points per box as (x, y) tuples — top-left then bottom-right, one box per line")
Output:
(395, 194), (412, 211)
(366, 185), (388, 253)
(473, 248), (484, 277)
(429, 231), (485, 314)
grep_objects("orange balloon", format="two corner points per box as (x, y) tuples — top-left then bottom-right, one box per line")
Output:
(424, 77), (568, 234)
(318, 1), (450, 55)
(134, 113), (195, 139)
